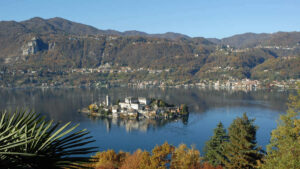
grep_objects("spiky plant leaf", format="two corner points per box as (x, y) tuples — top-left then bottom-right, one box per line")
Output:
(0, 109), (97, 169)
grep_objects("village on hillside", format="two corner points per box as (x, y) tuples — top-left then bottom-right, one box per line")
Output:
(80, 96), (189, 120)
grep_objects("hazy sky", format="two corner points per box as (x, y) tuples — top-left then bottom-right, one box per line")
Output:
(0, 0), (299, 38)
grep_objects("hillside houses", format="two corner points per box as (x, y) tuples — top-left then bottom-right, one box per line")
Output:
(194, 79), (261, 91)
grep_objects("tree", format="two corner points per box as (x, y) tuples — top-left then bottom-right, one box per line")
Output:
(180, 104), (189, 115)
(90, 150), (128, 169)
(120, 149), (151, 169)
(262, 87), (300, 169)
(150, 142), (174, 169)
(200, 162), (223, 169)
(203, 122), (228, 167)
(170, 144), (201, 169)
(221, 113), (263, 169)
(115, 99), (121, 105)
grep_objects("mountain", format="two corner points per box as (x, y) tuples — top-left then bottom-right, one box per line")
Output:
(0, 17), (299, 87)
(209, 32), (300, 48)
(213, 33), (271, 48)
(5, 17), (188, 40)
(0, 17), (213, 72)
(17, 17), (125, 35)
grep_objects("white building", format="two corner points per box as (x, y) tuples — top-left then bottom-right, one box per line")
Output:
(119, 102), (131, 109)
(138, 97), (150, 105)
(112, 105), (119, 113)
(119, 102), (140, 110)
(125, 97), (138, 104)
(130, 103), (140, 110)
(117, 97), (150, 114)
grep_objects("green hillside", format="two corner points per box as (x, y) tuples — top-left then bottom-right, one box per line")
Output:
(0, 17), (300, 87)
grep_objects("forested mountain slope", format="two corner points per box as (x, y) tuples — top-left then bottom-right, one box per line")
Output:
(0, 17), (299, 87)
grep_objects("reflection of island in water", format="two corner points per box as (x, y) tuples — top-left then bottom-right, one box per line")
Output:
(87, 113), (189, 133)
(81, 96), (189, 132)
(0, 87), (291, 123)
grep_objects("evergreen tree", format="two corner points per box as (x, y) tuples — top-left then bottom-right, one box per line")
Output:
(222, 113), (263, 169)
(203, 122), (228, 166)
(262, 88), (300, 169)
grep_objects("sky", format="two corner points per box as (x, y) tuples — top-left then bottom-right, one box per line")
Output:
(0, 0), (300, 38)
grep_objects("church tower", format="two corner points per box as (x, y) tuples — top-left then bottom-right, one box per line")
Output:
(106, 95), (110, 106)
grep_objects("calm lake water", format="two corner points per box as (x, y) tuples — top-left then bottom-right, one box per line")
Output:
(0, 87), (292, 154)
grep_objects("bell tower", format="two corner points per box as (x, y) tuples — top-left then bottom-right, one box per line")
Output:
(106, 95), (110, 106)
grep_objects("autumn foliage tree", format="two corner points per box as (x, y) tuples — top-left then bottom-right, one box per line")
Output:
(200, 162), (223, 169)
(85, 142), (225, 169)
(120, 149), (151, 169)
(150, 142), (175, 169)
(87, 150), (128, 169)
(262, 87), (300, 169)
(170, 144), (201, 169)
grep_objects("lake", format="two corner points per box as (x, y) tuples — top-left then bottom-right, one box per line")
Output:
(0, 87), (292, 154)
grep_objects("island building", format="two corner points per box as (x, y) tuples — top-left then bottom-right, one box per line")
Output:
(106, 95), (110, 106)
(119, 97), (149, 110)
(89, 95), (185, 119)
(82, 96), (189, 132)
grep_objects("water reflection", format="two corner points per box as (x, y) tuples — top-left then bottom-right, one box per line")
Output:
(0, 87), (292, 152)
(85, 114), (189, 133)
(0, 87), (290, 119)
(0, 87), (290, 133)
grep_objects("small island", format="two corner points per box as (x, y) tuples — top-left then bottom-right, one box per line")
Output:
(80, 96), (189, 119)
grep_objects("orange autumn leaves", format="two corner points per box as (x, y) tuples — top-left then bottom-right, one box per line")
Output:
(85, 142), (222, 169)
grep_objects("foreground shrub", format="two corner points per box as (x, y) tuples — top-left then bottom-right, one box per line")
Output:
(0, 109), (97, 169)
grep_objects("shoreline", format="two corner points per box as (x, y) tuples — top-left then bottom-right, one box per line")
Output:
(0, 82), (298, 91)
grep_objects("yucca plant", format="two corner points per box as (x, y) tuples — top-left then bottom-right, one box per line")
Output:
(0, 109), (97, 169)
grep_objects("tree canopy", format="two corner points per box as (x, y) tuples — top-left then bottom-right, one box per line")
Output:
(262, 87), (300, 169)
(204, 122), (228, 167)
(221, 113), (263, 169)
